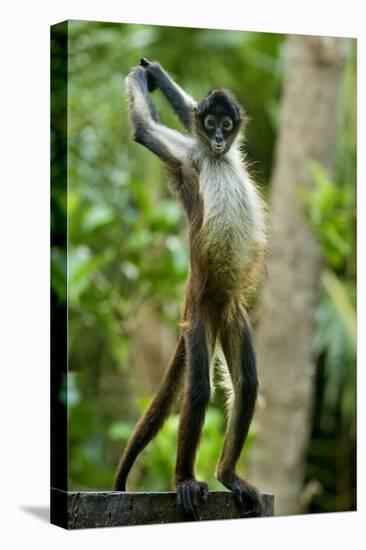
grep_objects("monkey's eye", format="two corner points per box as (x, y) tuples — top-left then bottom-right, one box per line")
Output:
(204, 116), (216, 130)
(222, 118), (233, 131)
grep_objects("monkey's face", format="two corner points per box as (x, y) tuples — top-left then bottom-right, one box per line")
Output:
(194, 89), (243, 155)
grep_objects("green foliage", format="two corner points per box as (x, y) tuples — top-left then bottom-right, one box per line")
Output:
(300, 90), (356, 434)
(300, 43), (356, 513)
(315, 271), (356, 431)
(301, 161), (355, 270)
(68, 372), (117, 489)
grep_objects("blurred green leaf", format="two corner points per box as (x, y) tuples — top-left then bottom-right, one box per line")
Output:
(321, 270), (356, 350)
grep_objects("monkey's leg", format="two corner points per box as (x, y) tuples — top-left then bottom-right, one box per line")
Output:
(114, 335), (185, 491)
(216, 310), (262, 517)
(174, 315), (212, 520)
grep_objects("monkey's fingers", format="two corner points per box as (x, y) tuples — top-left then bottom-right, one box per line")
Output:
(139, 58), (158, 92)
(232, 485), (244, 508)
(238, 487), (262, 518)
(225, 477), (262, 518)
(176, 480), (207, 521)
(240, 495), (260, 518)
(199, 481), (209, 502)
(183, 485), (199, 520)
(140, 57), (151, 67)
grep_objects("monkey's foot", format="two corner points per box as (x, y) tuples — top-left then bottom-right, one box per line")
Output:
(175, 478), (208, 521)
(216, 471), (262, 517)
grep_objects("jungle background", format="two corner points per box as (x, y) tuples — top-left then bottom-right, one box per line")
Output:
(51, 21), (356, 515)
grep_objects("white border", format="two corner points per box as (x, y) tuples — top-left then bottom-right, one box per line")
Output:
(0, 1), (364, 548)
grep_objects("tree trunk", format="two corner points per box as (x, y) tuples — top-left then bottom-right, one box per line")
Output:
(248, 35), (349, 515)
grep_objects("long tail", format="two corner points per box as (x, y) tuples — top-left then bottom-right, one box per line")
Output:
(114, 335), (186, 490)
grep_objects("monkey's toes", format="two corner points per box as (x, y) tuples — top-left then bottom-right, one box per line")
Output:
(232, 480), (262, 517)
(176, 479), (208, 521)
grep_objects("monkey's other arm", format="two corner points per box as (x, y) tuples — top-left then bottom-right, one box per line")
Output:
(139, 58), (197, 132)
(126, 66), (191, 168)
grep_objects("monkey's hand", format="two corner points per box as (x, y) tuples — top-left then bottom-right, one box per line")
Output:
(175, 478), (209, 521)
(216, 471), (263, 518)
(139, 57), (162, 92)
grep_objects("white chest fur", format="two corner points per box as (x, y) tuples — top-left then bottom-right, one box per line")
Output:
(197, 148), (265, 274)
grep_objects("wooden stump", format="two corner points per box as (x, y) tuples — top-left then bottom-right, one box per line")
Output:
(51, 488), (274, 529)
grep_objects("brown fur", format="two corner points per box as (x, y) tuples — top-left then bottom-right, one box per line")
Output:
(115, 62), (266, 518)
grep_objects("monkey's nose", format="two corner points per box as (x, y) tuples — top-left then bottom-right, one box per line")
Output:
(215, 129), (224, 143)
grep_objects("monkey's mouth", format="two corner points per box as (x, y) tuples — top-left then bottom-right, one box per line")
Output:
(212, 142), (225, 153)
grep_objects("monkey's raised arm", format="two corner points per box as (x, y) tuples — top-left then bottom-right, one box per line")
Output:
(140, 58), (197, 132)
(126, 66), (192, 168)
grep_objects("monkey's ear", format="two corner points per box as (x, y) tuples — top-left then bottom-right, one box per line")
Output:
(140, 57), (150, 67)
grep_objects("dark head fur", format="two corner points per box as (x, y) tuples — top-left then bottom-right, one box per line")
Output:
(193, 89), (244, 154)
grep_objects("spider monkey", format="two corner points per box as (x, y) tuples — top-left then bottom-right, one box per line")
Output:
(114, 58), (267, 520)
